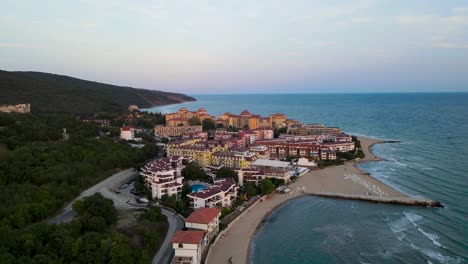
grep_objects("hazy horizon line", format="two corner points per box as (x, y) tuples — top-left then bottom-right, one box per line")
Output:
(187, 91), (468, 96)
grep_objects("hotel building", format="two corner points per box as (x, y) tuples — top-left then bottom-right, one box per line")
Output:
(155, 125), (203, 138)
(287, 124), (341, 135)
(187, 178), (238, 208)
(249, 145), (270, 159)
(167, 142), (229, 167)
(166, 108), (215, 127)
(0, 103), (31, 113)
(217, 110), (288, 129)
(211, 151), (257, 168)
(140, 156), (192, 199)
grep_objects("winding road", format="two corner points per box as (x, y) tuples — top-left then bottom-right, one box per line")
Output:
(48, 168), (185, 264)
(153, 209), (185, 264)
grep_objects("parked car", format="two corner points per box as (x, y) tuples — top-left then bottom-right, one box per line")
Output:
(119, 184), (129, 189)
(136, 197), (149, 204)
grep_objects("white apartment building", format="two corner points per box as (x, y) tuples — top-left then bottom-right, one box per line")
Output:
(140, 156), (192, 199)
(187, 178), (238, 209)
(249, 145), (270, 159)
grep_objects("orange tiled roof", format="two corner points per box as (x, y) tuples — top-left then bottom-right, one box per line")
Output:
(185, 208), (221, 224)
(172, 230), (205, 244)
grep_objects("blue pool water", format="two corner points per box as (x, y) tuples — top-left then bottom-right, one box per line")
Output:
(146, 93), (468, 263)
(191, 184), (206, 193)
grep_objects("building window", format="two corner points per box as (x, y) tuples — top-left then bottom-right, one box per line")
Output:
(178, 243), (184, 248)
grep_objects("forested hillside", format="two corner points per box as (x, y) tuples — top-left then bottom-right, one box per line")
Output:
(0, 70), (195, 114)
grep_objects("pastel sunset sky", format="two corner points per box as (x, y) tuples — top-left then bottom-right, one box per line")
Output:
(1, 0), (468, 94)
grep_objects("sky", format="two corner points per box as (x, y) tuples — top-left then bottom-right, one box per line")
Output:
(1, 0), (468, 94)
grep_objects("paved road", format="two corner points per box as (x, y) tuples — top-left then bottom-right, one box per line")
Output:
(153, 208), (185, 264)
(49, 168), (138, 224)
(48, 167), (184, 264)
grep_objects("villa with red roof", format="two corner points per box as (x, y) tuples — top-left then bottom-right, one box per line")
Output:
(185, 208), (222, 242)
(171, 230), (206, 264)
(120, 125), (135, 141)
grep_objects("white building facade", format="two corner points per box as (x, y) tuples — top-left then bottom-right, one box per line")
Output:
(140, 156), (192, 199)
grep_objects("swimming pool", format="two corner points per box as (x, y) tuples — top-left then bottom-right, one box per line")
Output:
(191, 184), (206, 192)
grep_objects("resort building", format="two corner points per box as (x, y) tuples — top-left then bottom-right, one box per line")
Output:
(235, 167), (291, 186)
(251, 139), (352, 160)
(185, 208), (222, 243)
(0, 103), (31, 113)
(322, 142), (355, 152)
(155, 125), (203, 138)
(187, 178), (238, 208)
(320, 149), (337, 160)
(167, 146), (213, 167)
(269, 113), (287, 128)
(171, 230), (206, 264)
(249, 145), (270, 159)
(296, 157), (318, 167)
(287, 124), (341, 135)
(140, 156), (192, 199)
(120, 126), (135, 141)
(214, 130), (238, 141)
(128, 105), (139, 111)
(166, 108), (215, 127)
(181, 131), (209, 140)
(216, 110), (288, 129)
(278, 133), (326, 142)
(167, 140), (229, 167)
(167, 142), (229, 167)
(252, 128), (274, 140)
(211, 151), (257, 168)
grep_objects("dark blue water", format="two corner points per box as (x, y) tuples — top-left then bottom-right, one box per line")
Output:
(146, 93), (468, 263)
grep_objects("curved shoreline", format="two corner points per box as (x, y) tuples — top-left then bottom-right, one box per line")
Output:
(206, 137), (441, 264)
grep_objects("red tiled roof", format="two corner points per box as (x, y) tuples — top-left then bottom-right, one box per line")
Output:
(185, 208), (221, 224)
(172, 230), (205, 244)
(121, 126), (133, 131)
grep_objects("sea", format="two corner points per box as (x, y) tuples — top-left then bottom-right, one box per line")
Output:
(145, 93), (468, 264)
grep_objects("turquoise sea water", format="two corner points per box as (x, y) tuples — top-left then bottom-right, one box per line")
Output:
(146, 93), (468, 263)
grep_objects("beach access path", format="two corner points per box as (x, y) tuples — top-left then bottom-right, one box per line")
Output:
(206, 137), (408, 264)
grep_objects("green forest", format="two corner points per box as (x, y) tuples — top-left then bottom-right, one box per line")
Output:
(0, 70), (195, 114)
(0, 193), (167, 263)
(0, 112), (164, 263)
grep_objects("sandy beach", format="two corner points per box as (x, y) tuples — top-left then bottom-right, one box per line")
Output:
(206, 137), (409, 264)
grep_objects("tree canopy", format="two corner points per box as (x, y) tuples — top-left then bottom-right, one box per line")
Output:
(0, 194), (168, 264)
(188, 116), (201, 125)
(181, 162), (207, 181)
(216, 167), (238, 183)
(0, 70), (194, 114)
(245, 182), (258, 197)
(0, 113), (158, 229)
(202, 118), (215, 131)
(260, 179), (276, 195)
